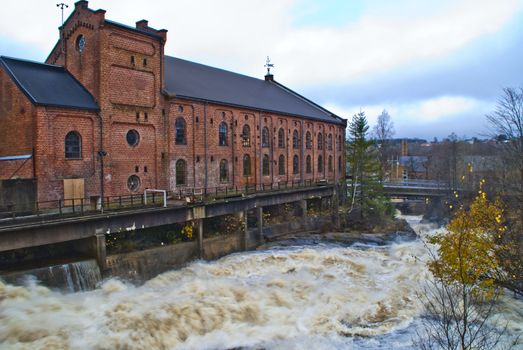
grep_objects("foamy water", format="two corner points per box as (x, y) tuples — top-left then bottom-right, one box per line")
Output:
(0, 216), (521, 349)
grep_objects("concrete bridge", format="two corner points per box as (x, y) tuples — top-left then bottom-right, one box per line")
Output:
(0, 185), (340, 271)
(382, 180), (453, 198)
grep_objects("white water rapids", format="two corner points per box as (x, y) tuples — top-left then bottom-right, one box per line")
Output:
(0, 216), (522, 349)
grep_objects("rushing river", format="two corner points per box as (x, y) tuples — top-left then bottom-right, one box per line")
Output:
(0, 216), (522, 349)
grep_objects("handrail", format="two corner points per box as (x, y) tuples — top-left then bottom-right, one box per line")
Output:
(0, 180), (336, 224)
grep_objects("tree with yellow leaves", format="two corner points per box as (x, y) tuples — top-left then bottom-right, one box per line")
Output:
(415, 188), (518, 350)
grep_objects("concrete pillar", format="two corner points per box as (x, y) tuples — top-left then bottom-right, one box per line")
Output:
(196, 219), (204, 259)
(299, 199), (307, 221)
(239, 210), (248, 250)
(94, 234), (107, 273)
(332, 192), (340, 230)
(257, 206), (263, 240)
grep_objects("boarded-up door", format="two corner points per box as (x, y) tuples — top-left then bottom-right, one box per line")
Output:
(64, 178), (84, 206)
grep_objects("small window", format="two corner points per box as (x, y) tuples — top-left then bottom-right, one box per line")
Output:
(242, 125), (251, 146)
(278, 128), (285, 148)
(135, 166), (139, 173)
(144, 166), (148, 173)
(131, 56), (135, 65)
(293, 155), (299, 174)
(328, 134), (333, 150)
(175, 118), (186, 144)
(221, 111), (226, 118)
(176, 159), (186, 185)
(328, 155), (333, 172)
(318, 133), (323, 150)
(262, 127), (270, 147)
(243, 154), (251, 176)
(278, 155), (285, 175)
(65, 131), (81, 159)
(136, 112), (140, 120)
(306, 155), (312, 174)
(76, 35), (86, 52)
(305, 131), (312, 149)
(143, 58), (147, 67)
(262, 154), (270, 176)
(127, 175), (140, 192)
(318, 155), (323, 173)
(126, 129), (140, 147)
(220, 159), (228, 183)
(293, 130), (299, 149)
(338, 156), (342, 172)
(178, 106), (184, 113)
(219, 122), (228, 146)
(144, 112), (148, 121)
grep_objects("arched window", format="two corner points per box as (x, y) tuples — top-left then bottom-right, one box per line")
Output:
(293, 155), (299, 174)
(65, 131), (81, 159)
(305, 131), (312, 149)
(328, 155), (333, 172)
(278, 155), (285, 175)
(262, 127), (270, 148)
(220, 159), (228, 183)
(317, 133), (323, 150)
(175, 118), (186, 145)
(278, 128), (285, 148)
(176, 159), (186, 185)
(292, 130), (299, 149)
(306, 155), (312, 174)
(262, 154), (270, 176)
(242, 125), (250, 147)
(328, 134), (333, 150)
(318, 155), (323, 173)
(338, 134), (343, 151)
(338, 156), (342, 172)
(243, 154), (251, 176)
(219, 122), (228, 146)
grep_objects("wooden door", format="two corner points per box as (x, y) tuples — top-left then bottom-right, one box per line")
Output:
(64, 178), (84, 206)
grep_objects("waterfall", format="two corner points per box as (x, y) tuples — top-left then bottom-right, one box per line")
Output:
(1, 259), (101, 292)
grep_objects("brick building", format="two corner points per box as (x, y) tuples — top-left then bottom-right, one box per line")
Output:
(0, 1), (346, 205)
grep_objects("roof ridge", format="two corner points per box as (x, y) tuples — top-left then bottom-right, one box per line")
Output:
(165, 55), (266, 83)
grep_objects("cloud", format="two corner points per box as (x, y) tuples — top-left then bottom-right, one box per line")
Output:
(0, 0), (520, 85)
(325, 95), (493, 139)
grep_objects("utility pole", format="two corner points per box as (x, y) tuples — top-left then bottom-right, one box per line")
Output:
(57, 3), (69, 54)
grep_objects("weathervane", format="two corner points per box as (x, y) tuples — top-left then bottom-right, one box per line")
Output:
(57, 3), (69, 54)
(264, 56), (274, 75)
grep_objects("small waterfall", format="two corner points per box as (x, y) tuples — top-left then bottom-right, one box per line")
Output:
(2, 259), (101, 292)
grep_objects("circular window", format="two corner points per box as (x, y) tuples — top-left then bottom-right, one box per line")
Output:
(126, 129), (140, 147)
(127, 175), (141, 192)
(76, 35), (86, 52)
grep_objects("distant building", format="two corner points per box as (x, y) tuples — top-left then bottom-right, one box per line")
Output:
(0, 1), (346, 205)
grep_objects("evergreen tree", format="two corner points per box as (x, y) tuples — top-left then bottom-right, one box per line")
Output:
(346, 111), (391, 218)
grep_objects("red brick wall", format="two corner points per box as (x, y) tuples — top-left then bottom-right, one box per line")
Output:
(0, 67), (36, 181)
(33, 107), (100, 202)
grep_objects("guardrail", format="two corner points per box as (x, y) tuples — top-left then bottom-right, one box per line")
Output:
(0, 179), (333, 225)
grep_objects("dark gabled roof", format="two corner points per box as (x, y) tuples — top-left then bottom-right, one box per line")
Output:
(164, 56), (344, 125)
(0, 56), (99, 111)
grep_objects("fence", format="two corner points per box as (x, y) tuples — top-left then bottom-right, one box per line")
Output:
(0, 179), (332, 225)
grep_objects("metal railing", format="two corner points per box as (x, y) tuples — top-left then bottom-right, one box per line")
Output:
(0, 179), (333, 225)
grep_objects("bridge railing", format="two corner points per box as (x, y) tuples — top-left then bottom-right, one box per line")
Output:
(0, 179), (334, 225)
(382, 179), (449, 189)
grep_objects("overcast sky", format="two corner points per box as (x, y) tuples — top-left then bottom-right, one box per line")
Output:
(1, 0), (522, 140)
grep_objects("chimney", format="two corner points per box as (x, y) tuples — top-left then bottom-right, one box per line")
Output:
(136, 19), (148, 29)
(75, 0), (88, 10)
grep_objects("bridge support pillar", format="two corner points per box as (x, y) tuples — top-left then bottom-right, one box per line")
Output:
(299, 199), (307, 221)
(235, 210), (248, 250)
(331, 190), (340, 230)
(76, 234), (106, 274)
(196, 219), (204, 259)
(256, 206), (263, 241)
